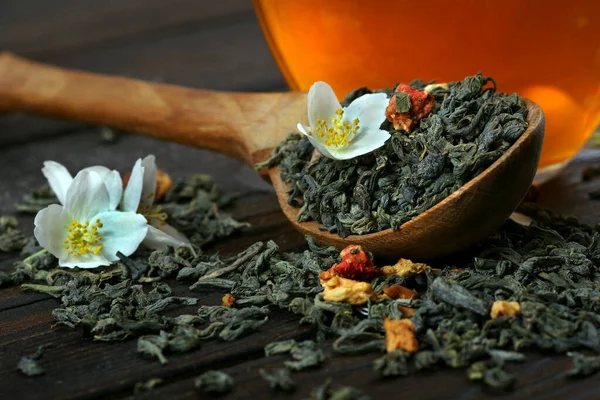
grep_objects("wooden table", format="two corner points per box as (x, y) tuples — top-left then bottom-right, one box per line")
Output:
(1, 2), (600, 399)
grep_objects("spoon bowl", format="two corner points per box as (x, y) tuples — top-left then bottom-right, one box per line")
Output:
(0, 53), (544, 259)
(270, 98), (544, 260)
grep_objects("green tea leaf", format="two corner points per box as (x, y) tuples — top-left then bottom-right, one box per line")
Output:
(395, 92), (411, 113)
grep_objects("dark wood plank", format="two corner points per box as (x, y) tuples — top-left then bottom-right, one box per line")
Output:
(129, 347), (600, 400)
(0, 285), (51, 313)
(33, 14), (286, 91)
(0, 249), (54, 311)
(0, 296), (312, 400)
(535, 157), (600, 224)
(0, 0), (254, 57)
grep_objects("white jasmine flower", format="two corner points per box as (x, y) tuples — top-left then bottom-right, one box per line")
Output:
(34, 170), (148, 268)
(122, 155), (189, 249)
(42, 161), (123, 210)
(297, 81), (390, 160)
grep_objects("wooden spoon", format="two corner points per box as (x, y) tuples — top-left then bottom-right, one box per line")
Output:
(0, 52), (544, 260)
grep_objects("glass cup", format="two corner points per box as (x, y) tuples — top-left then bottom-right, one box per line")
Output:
(254, 0), (600, 183)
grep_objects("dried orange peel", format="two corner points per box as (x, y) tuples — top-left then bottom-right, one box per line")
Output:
(320, 275), (377, 305)
(490, 301), (521, 319)
(384, 318), (419, 353)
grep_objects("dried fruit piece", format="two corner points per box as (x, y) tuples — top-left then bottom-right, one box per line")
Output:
(331, 245), (382, 282)
(320, 275), (376, 305)
(398, 306), (416, 317)
(222, 293), (235, 307)
(382, 258), (430, 278)
(490, 301), (521, 319)
(385, 84), (435, 132)
(382, 285), (417, 300)
(339, 244), (370, 263)
(383, 318), (419, 353)
(154, 169), (174, 202)
(319, 267), (336, 282)
(423, 83), (449, 93)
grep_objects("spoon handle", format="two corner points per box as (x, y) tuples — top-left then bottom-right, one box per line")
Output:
(0, 52), (303, 168)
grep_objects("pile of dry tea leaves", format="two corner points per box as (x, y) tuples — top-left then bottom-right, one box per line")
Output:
(4, 170), (600, 395)
(260, 73), (529, 236)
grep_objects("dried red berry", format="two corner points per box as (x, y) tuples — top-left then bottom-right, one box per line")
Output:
(332, 245), (382, 281)
(385, 84), (435, 132)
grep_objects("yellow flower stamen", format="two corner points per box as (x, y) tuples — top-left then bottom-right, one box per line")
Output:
(138, 201), (168, 225)
(63, 218), (103, 257)
(314, 108), (360, 148)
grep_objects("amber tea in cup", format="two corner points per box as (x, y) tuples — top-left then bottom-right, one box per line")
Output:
(254, 0), (600, 182)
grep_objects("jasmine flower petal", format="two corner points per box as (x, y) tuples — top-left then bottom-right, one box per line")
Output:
(64, 170), (110, 221)
(329, 129), (391, 160)
(159, 224), (190, 244)
(33, 204), (68, 257)
(299, 81), (390, 161)
(143, 224), (189, 250)
(95, 211), (148, 261)
(297, 123), (335, 159)
(122, 158), (144, 213)
(41, 161), (73, 205)
(83, 166), (123, 210)
(60, 253), (112, 269)
(307, 81), (340, 132)
(343, 93), (389, 142)
(141, 155), (158, 206)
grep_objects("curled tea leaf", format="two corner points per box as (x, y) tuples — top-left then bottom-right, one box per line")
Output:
(259, 368), (296, 392)
(194, 370), (233, 394)
(137, 334), (169, 365)
(567, 353), (600, 378)
(431, 277), (487, 316)
(17, 345), (49, 377)
(309, 379), (371, 400)
(0, 216), (27, 252)
(133, 378), (163, 395)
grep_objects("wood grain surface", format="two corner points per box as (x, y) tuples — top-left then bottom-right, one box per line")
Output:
(1, 2), (599, 399)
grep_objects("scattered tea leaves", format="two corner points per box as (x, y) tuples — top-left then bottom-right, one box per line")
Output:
(431, 277), (487, 316)
(264, 339), (325, 371)
(260, 368), (296, 392)
(133, 378), (163, 395)
(0, 216), (27, 252)
(14, 184), (58, 214)
(17, 345), (49, 377)
(262, 74), (528, 237)
(137, 334), (169, 365)
(7, 163), (600, 395)
(309, 379), (371, 400)
(374, 350), (410, 377)
(161, 174), (249, 247)
(194, 370), (233, 395)
(0, 249), (57, 287)
(483, 365), (516, 390)
(567, 353), (600, 378)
